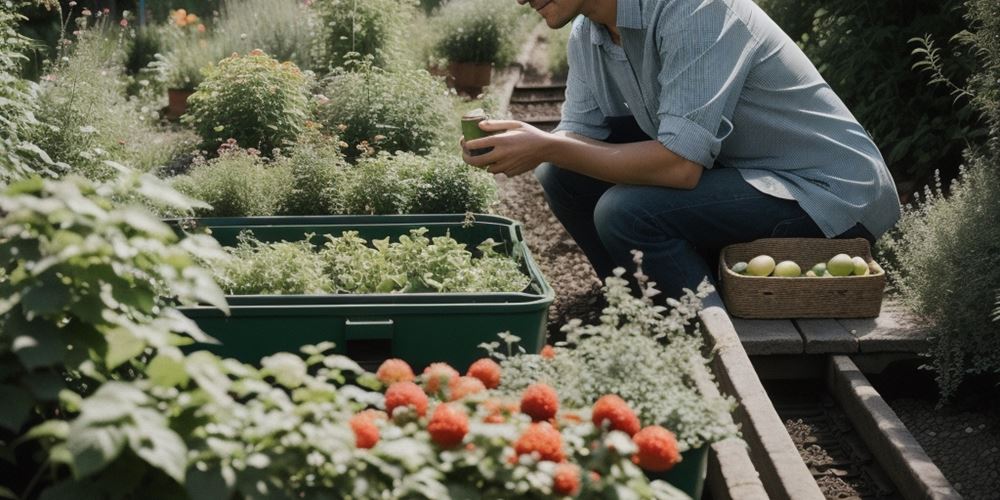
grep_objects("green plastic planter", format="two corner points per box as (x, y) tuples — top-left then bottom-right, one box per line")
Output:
(645, 445), (709, 499)
(172, 214), (554, 371)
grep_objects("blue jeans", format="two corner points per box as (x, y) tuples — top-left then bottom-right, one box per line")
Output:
(534, 117), (874, 308)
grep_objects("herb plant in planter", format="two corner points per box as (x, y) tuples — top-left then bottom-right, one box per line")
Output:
(154, 11), (221, 119)
(431, 0), (525, 95)
(184, 50), (310, 155)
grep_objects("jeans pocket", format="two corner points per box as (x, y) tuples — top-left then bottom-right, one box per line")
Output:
(770, 215), (819, 237)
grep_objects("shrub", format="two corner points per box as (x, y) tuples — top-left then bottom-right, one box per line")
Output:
(311, 0), (416, 72)
(314, 62), (453, 157)
(184, 50), (311, 154)
(277, 134), (347, 215)
(214, 0), (319, 72)
(31, 24), (191, 181)
(547, 23), (571, 79)
(755, 0), (984, 192)
(431, 0), (528, 66)
(152, 9), (223, 89)
(409, 154), (499, 213)
(487, 263), (738, 451)
(170, 146), (293, 217)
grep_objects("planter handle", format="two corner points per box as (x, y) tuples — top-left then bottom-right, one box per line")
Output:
(345, 319), (395, 340)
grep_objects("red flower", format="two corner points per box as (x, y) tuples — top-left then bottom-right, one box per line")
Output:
(632, 425), (681, 472)
(377, 358), (415, 385)
(385, 381), (428, 417)
(449, 376), (486, 401)
(423, 362), (460, 394)
(552, 463), (581, 496)
(541, 345), (556, 359)
(467, 358), (502, 389)
(520, 383), (559, 422)
(592, 395), (640, 436)
(427, 403), (469, 448)
(514, 422), (564, 462)
(350, 412), (379, 449)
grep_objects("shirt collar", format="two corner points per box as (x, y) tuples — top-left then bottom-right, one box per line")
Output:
(587, 0), (646, 46)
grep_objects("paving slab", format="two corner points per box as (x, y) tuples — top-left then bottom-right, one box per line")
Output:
(707, 438), (768, 500)
(837, 300), (929, 353)
(827, 355), (960, 500)
(795, 318), (859, 354)
(729, 318), (803, 355)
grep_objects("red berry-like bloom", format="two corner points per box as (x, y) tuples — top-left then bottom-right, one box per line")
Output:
(520, 383), (559, 422)
(592, 395), (641, 436)
(552, 463), (581, 496)
(385, 381), (429, 417)
(541, 345), (556, 359)
(428, 403), (469, 448)
(449, 376), (486, 401)
(350, 413), (379, 449)
(376, 358), (415, 385)
(514, 422), (565, 462)
(423, 362), (460, 394)
(632, 425), (681, 472)
(466, 358), (502, 389)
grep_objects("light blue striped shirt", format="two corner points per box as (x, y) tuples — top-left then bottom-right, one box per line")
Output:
(554, 0), (901, 238)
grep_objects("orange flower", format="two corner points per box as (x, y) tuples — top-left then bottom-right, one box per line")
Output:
(427, 403), (469, 448)
(385, 381), (428, 417)
(541, 345), (556, 359)
(520, 383), (559, 422)
(449, 376), (486, 401)
(376, 358), (415, 385)
(592, 395), (640, 436)
(423, 362), (460, 395)
(349, 412), (379, 449)
(467, 358), (502, 389)
(632, 425), (681, 472)
(514, 422), (564, 462)
(552, 463), (581, 496)
(249, 49), (265, 57)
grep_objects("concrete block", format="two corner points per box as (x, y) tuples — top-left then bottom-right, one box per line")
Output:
(795, 318), (859, 354)
(837, 300), (929, 353)
(730, 318), (803, 355)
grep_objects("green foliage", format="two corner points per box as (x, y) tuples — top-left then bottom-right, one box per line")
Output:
(487, 262), (738, 451)
(213, 0), (319, 72)
(30, 25), (192, 181)
(431, 0), (530, 65)
(170, 147), (293, 217)
(277, 135), (347, 216)
(755, 0), (984, 188)
(211, 228), (531, 295)
(314, 62), (453, 157)
(184, 50), (311, 154)
(311, 0), (417, 72)
(546, 22), (571, 79)
(125, 25), (164, 76)
(152, 22), (224, 90)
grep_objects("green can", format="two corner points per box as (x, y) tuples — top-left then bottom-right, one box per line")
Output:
(462, 108), (494, 156)
(171, 214), (554, 371)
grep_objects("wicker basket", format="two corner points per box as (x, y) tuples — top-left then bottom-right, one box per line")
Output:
(718, 238), (886, 319)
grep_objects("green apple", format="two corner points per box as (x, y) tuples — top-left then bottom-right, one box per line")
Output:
(827, 253), (854, 276)
(811, 262), (827, 276)
(805, 270), (817, 277)
(746, 255), (776, 276)
(852, 256), (870, 276)
(731, 261), (748, 274)
(773, 260), (802, 277)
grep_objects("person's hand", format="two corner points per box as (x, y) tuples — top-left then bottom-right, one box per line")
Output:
(461, 120), (552, 177)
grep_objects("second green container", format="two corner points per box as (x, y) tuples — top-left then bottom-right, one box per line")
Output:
(173, 214), (554, 371)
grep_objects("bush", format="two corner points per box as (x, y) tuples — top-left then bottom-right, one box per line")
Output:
(546, 22), (571, 79)
(431, 0), (528, 66)
(184, 50), (311, 154)
(277, 134), (347, 216)
(171, 146), (293, 217)
(314, 62), (453, 157)
(153, 10), (223, 90)
(339, 152), (497, 215)
(755, 0), (984, 192)
(214, 0), (319, 72)
(311, 0), (416, 72)
(31, 24), (192, 181)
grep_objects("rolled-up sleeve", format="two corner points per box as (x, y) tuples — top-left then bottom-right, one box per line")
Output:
(554, 24), (610, 141)
(656, 3), (759, 167)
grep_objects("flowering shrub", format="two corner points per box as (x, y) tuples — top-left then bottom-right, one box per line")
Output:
(208, 228), (532, 295)
(431, 0), (533, 66)
(153, 10), (223, 89)
(184, 50), (310, 154)
(170, 146), (293, 217)
(486, 258), (739, 451)
(276, 134), (347, 215)
(311, 0), (416, 71)
(314, 62), (453, 157)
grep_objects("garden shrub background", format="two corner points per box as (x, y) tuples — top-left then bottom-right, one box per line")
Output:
(755, 0), (984, 194)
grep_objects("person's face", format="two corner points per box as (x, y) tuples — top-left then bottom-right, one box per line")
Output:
(516, 0), (583, 29)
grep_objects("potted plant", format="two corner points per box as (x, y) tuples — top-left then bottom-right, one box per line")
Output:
(432, 0), (520, 96)
(154, 9), (218, 119)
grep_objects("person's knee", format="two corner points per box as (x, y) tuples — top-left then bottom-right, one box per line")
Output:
(594, 186), (655, 246)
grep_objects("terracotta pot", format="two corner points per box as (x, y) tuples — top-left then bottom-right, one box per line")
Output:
(165, 88), (195, 120)
(448, 62), (492, 97)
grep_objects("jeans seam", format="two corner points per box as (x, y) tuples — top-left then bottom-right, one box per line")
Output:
(627, 192), (778, 240)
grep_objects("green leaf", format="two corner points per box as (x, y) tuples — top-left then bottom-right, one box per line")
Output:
(21, 419), (70, 442)
(0, 485), (16, 499)
(105, 327), (147, 370)
(147, 350), (189, 388)
(0, 384), (33, 432)
(186, 464), (236, 500)
(66, 424), (127, 479)
(38, 479), (101, 500)
(127, 412), (188, 484)
(20, 278), (71, 317)
(24, 371), (66, 401)
(10, 317), (66, 370)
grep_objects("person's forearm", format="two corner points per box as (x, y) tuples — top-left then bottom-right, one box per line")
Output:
(545, 131), (703, 189)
